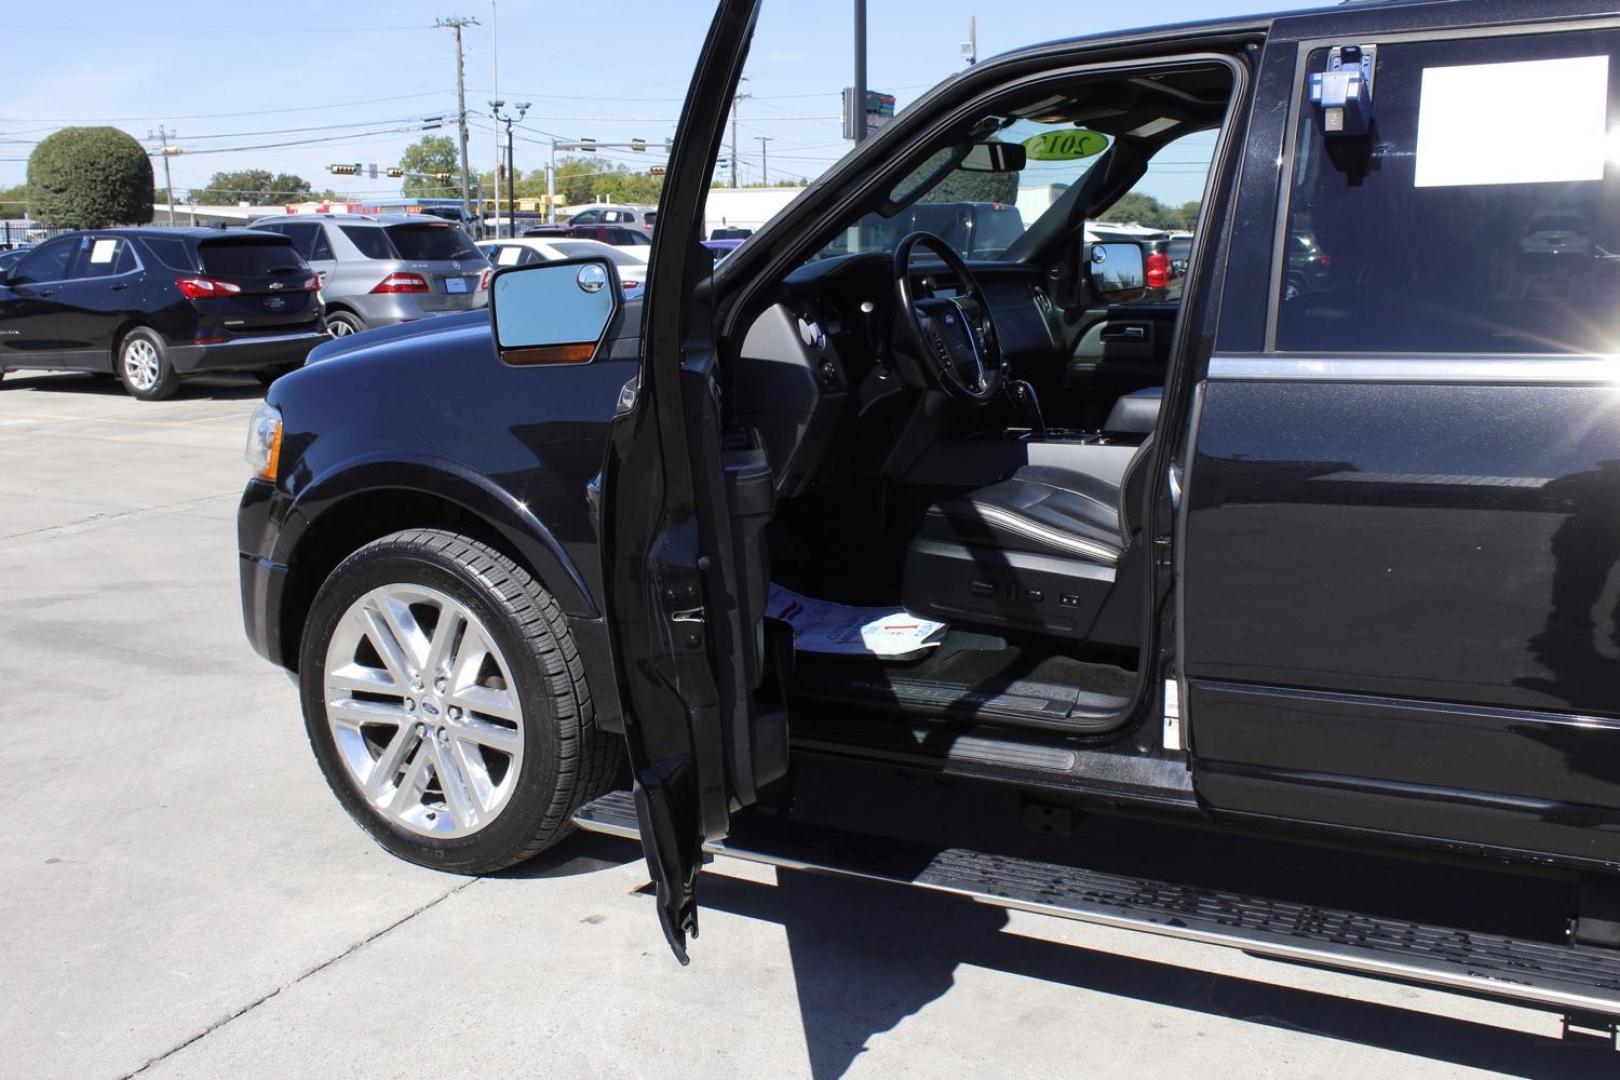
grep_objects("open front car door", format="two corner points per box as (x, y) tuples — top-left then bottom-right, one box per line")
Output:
(598, 0), (786, 963)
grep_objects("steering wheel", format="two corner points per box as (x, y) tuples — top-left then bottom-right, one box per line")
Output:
(893, 231), (1005, 403)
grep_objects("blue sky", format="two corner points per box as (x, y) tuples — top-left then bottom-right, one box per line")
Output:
(1, 0), (1289, 205)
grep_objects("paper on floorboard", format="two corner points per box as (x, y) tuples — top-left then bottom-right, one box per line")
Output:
(767, 584), (947, 658)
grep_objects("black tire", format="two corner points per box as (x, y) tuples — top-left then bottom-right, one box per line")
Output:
(325, 311), (365, 338)
(299, 528), (619, 873)
(115, 326), (180, 401)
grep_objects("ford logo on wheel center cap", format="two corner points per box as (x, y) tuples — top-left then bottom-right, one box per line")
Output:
(421, 700), (441, 717)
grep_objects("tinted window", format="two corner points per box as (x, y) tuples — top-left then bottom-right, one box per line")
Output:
(274, 223), (322, 258)
(573, 209), (602, 223)
(72, 236), (137, 277)
(10, 238), (75, 284)
(384, 224), (481, 261)
(1276, 31), (1620, 355)
(310, 226), (334, 262)
(340, 225), (394, 259)
(141, 236), (197, 271)
(198, 238), (305, 277)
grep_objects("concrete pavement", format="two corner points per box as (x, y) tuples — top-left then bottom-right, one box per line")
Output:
(1, 371), (1613, 1079)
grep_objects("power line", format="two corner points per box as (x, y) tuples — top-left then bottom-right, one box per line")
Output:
(0, 91), (451, 125)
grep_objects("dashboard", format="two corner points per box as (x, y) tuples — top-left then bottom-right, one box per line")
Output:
(733, 252), (1067, 498)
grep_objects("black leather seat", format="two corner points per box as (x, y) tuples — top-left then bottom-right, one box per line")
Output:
(916, 465), (1124, 566)
(903, 441), (1153, 646)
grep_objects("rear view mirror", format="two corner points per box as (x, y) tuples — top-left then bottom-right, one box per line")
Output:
(490, 258), (620, 366)
(1087, 242), (1146, 300)
(959, 141), (1027, 173)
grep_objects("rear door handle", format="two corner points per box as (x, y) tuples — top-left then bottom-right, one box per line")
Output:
(109, 282), (128, 291)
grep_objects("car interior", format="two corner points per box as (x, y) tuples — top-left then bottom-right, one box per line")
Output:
(721, 62), (1233, 737)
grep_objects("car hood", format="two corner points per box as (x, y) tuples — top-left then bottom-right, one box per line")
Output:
(304, 309), (491, 365)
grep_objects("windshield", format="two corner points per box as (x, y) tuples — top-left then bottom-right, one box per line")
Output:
(816, 118), (1114, 262)
(551, 240), (644, 267)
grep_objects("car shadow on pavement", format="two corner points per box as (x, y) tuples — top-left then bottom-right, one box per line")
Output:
(496, 830), (642, 881)
(1, 371), (266, 400)
(689, 867), (1617, 1080)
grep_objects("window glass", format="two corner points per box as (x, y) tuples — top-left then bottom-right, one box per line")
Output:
(141, 236), (197, 271)
(1276, 31), (1620, 354)
(309, 226), (334, 262)
(71, 236), (130, 278)
(384, 224), (480, 261)
(340, 225), (395, 260)
(11, 238), (74, 284)
(198, 238), (305, 277)
(273, 223), (321, 258)
(573, 209), (602, 223)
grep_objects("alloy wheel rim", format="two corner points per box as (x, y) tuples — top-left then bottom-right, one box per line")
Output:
(328, 319), (354, 337)
(323, 584), (525, 839)
(123, 338), (159, 390)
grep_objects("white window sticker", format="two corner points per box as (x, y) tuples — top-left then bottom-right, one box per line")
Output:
(497, 245), (523, 266)
(88, 238), (119, 265)
(1415, 55), (1609, 188)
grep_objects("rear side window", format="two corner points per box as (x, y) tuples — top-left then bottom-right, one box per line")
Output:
(141, 236), (197, 272)
(198, 238), (305, 277)
(1276, 30), (1620, 355)
(271, 223), (322, 258)
(340, 225), (395, 260)
(385, 224), (481, 261)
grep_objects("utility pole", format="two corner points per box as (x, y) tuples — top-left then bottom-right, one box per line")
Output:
(756, 136), (772, 185)
(853, 0), (867, 145)
(490, 102), (529, 240)
(490, 1), (499, 237)
(436, 15), (479, 226)
(963, 16), (977, 65)
(730, 77), (750, 187)
(148, 126), (180, 224)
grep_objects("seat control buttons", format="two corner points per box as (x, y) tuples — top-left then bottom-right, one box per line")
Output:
(1026, 589), (1044, 603)
(970, 580), (996, 597)
(1060, 594), (1081, 608)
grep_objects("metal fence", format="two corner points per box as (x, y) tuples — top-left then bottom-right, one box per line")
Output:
(0, 221), (75, 247)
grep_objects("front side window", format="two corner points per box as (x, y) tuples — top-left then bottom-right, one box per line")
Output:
(1276, 30), (1620, 355)
(10, 238), (74, 284)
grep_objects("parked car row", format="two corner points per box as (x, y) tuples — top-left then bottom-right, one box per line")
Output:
(477, 237), (648, 301)
(0, 213), (492, 398)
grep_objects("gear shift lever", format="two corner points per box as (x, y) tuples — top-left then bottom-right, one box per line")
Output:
(1005, 379), (1047, 436)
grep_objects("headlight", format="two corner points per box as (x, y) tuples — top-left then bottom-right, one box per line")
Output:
(244, 402), (284, 481)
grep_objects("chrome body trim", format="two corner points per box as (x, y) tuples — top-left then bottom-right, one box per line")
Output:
(1206, 355), (1620, 384)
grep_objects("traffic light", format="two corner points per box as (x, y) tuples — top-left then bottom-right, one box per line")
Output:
(328, 163), (360, 176)
(630, 138), (646, 152)
(386, 167), (403, 178)
(649, 165), (667, 176)
(433, 172), (454, 183)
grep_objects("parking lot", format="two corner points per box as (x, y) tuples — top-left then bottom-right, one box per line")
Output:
(2, 371), (1616, 1080)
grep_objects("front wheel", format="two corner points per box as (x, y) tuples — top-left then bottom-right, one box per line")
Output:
(299, 529), (618, 873)
(116, 327), (179, 401)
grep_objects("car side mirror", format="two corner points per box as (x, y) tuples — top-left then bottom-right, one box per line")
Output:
(1086, 242), (1147, 301)
(490, 258), (620, 367)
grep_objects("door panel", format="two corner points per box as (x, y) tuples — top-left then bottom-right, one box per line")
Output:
(1184, 21), (1620, 869)
(600, 0), (767, 963)
(55, 236), (141, 367)
(0, 236), (76, 366)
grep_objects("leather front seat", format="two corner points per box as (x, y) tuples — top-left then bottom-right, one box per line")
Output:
(902, 439), (1153, 646)
(917, 465), (1124, 566)
(1104, 386), (1162, 437)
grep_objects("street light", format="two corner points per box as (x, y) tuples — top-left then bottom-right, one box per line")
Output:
(490, 101), (530, 238)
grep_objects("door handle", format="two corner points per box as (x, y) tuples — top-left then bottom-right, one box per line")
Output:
(109, 282), (128, 291)
(1102, 323), (1148, 342)
(36, 288), (56, 297)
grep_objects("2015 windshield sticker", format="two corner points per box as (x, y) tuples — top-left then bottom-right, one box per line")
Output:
(1414, 55), (1608, 188)
(1022, 129), (1108, 161)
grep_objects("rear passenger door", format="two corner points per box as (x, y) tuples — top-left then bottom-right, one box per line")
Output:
(54, 235), (144, 366)
(1184, 13), (1620, 867)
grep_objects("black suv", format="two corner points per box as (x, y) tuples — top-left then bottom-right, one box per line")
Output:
(0, 227), (325, 399)
(240, 0), (1620, 1025)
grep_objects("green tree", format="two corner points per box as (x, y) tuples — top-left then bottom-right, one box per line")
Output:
(0, 182), (27, 216)
(1102, 192), (1201, 231)
(398, 135), (461, 197)
(27, 127), (153, 227)
(189, 169), (320, 206)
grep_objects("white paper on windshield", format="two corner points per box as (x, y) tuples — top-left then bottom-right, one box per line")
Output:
(767, 584), (946, 659)
(1415, 55), (1609, 188)
(497, 246), (523, 266)
(88, 239), (118, 264)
